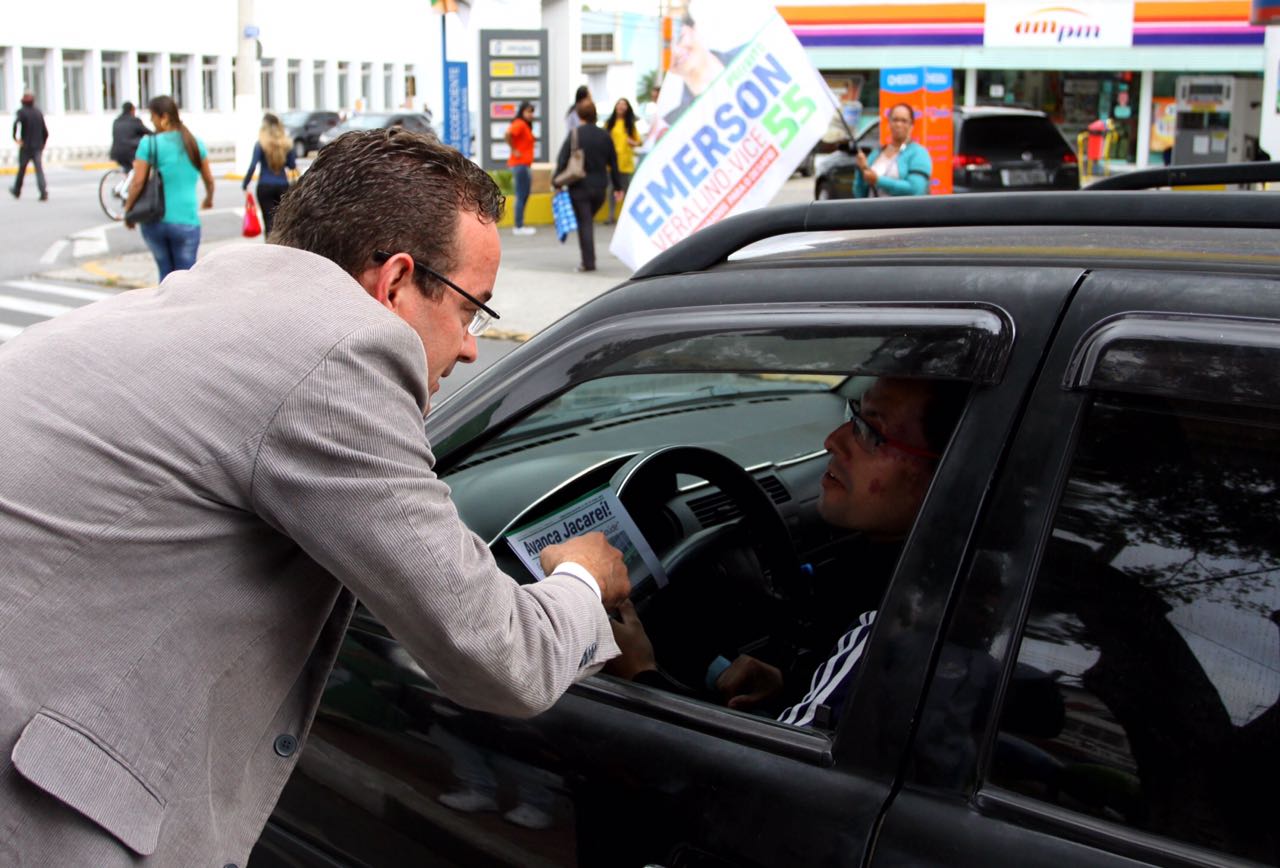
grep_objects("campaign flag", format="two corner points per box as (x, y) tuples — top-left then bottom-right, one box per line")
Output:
(610, 0), (831, 271)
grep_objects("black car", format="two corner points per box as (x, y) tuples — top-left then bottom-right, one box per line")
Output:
(252, 170), (1280, 868)
(279, 110), (340, 158)
(317, 112), (437, 149)
(816, 106), (1079, 198)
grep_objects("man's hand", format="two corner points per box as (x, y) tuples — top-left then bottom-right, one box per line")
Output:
(201, 194), (214, 210)
(604, 599), (656, 679)
(540, 531), (630, 608)
(716, 654), (784, 710)
(124, 219), (136, 231)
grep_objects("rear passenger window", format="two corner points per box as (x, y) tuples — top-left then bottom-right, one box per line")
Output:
(990, 395), (1280, 863)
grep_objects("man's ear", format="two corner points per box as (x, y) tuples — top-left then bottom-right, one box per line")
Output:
(358, 253), (415, 312)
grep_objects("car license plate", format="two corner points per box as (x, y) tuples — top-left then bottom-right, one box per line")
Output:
(1001, 169), (1049, 186)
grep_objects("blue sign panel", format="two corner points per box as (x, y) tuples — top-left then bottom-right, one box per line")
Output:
(444, 61), (470, 157)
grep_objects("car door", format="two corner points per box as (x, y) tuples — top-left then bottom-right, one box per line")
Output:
(252, 260), (1079, 868)
(871, 265), (1280, 866)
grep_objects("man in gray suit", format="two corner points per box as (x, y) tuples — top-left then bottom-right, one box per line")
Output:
(0, 129), (629, 866)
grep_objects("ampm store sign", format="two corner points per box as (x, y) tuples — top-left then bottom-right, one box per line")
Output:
(984, 1), (1136, 47)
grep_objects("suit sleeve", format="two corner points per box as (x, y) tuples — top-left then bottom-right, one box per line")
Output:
(249, 318), (619, 718)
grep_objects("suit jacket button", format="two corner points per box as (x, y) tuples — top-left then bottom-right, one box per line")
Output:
(273, 734), (298, 757)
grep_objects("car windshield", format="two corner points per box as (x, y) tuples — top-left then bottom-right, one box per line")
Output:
(340, 113), (395, 130)
(960, 117), (1066, 151)
(279, 111), (310, 127)
(488, 373), (840, 450)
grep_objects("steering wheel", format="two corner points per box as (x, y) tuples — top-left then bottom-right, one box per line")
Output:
(609, 446), (805, 689)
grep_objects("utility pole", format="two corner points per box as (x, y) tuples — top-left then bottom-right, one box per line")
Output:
(234, 0), (261, 175)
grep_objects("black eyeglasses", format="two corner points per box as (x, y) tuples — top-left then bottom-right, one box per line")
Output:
(372, 250), (500, 336)
(844, 399), (940, 460)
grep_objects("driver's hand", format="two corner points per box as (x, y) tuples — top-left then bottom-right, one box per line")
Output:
(604, 599), (657, 680)
(540, 531), (630, 609)
(716, 655), (784, 710)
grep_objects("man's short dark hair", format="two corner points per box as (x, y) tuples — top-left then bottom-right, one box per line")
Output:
(577, 100), (598, 124)
(122, 101), (135, 113)
(269, 129), (504, 297)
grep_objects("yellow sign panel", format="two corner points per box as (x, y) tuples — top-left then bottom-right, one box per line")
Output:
(490, 61), (517, 78)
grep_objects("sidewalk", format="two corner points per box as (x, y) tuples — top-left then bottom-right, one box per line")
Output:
(38, 221), (632, 343)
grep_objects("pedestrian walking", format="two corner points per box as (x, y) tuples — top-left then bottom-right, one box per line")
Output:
(603, 98), (641, 223)
(122, 95), (215, 281)
(109, 102), (149, 173)
(241, 112), (297, 238)
(553, 100), (622, 273)
(564, 85), (590, 133)
(0, 127), (628, 865)
(505, 101), (536, 235)
(10, 93), (49, 201)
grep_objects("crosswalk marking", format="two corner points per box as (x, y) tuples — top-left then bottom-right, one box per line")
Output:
(3, 280), (114, 302)
(0, 279), (120, 344)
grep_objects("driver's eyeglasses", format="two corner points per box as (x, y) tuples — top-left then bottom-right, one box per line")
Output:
(371, 250), (500, 337)
(844, 399), (940, 460)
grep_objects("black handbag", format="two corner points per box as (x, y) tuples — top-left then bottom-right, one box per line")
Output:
(125, 135), (165, 224)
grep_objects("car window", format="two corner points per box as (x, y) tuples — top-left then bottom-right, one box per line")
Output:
(441, 325), (979, 740)
(959, 117), (1067, 152)
(988, 393), (1280, 862)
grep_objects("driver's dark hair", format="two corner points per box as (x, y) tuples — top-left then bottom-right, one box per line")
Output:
(269, 128), (504, 296)
(921, 380), (969, 457)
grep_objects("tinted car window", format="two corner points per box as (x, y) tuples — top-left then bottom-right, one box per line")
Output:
(959, 117), (1067, 152)
(990, 394), (1280, 863)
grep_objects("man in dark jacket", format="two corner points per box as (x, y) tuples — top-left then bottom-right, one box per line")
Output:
(110, 102), (149, 172)
(10, 92), (49, 201)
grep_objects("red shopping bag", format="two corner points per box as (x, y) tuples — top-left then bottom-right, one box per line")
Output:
(243, 192), (262, 238)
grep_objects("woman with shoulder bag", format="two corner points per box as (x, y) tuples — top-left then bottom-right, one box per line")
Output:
(553, 100), (622, 273)
(241, 112), (297, 239)
(123, 95), (215, 281)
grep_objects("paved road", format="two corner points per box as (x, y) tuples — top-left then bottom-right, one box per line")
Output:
(1, 163), (253, 281)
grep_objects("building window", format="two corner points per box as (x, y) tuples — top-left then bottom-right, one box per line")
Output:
(383, 63), (393, 109)
(337, 61), (349, 109)
(313, 61), (326, 108)
(260, 59), (274, 109)
(102, 52), (122, 111)
(202, 56), (218, 111)
(405, 65), (416, 104)
(22, 49), (47, 109)
(137, 53), (155, 105)
(360, 63), (372, 107)
(582, 33), (614, 52)
(63, 49), (86, 112)
(0, 55), (6, 111)
(287, 60), (300, 110)
(170, 55), (188, 109)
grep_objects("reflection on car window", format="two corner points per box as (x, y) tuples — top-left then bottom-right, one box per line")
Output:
(991, 396), (1280, 863)
(491, 373), (838, 450)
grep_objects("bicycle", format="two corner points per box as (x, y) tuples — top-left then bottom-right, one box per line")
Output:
(98, 166), (134, 220)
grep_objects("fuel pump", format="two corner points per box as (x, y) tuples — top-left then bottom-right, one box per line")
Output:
(1172, 75), (1263, 165)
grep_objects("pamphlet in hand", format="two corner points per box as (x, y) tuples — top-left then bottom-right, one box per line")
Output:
(505, 486), (668, 592)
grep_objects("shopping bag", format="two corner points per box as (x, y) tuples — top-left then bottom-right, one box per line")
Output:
(243, 192), (262, 238)
(552, 189), (578, 243)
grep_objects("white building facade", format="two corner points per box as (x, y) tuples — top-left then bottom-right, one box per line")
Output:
(2, 0), (582, 166)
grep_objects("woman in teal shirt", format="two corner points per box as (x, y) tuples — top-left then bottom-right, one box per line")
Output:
(124, 95), (215, 280)
(853, 103), (932, 198)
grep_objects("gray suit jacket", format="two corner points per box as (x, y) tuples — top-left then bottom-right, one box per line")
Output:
(0, 244), (618, 865)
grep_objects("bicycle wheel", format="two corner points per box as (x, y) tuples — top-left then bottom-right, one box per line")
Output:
(99, 168), (129, 220)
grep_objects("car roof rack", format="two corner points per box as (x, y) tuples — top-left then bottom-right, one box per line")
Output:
(1086, 160), (1280, 191)
(632, 186), (1280, 279)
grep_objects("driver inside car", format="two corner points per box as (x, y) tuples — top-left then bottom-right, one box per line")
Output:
(606, 376), (968, 729)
